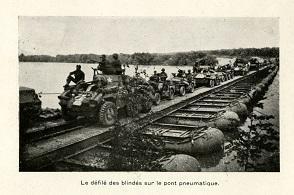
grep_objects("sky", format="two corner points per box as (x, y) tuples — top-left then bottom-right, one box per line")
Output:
(18, 17), (279, 56)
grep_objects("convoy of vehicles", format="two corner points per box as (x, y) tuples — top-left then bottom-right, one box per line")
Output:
(20, 56), (273, 127)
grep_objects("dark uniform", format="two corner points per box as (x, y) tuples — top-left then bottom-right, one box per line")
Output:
(186, 70), (193, 82)
(65, 65), (85, 86)
(177, 69), (185, 77)
(98, 55), (113, 74)
(150, 71), (159, 82)
(159, 68), (168, 81)
(110, 53), (122, 75)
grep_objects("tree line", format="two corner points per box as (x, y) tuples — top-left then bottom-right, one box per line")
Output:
(19, 47), (279, 66)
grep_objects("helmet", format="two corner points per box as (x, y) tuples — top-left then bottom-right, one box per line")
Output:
(161, 68), (165, 72)
(112, 53), (119, 59)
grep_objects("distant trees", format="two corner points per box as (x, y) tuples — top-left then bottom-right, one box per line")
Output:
(18, 47), (279, 66)
(206, 47), (279, 58)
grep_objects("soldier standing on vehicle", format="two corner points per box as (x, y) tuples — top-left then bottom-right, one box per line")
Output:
(93, 54), (108, 74)
(111, 53), (123, 75)
(177, 69), (185, 77)
(159, 68), (168, 81)
(97, 54), (107, 73)
(186, 69), (193, 81)
(150, 71), (159, 82)
(64, 65), (85, 87)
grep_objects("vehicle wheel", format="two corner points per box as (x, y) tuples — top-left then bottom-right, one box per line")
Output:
(209, 80), (215, 87)
(154, 93), (161, 105)
(99, 101), (117, 126)
(179, 86), (186, 96)
(188, 83), (195, 93)
(168, 88), (175, 100)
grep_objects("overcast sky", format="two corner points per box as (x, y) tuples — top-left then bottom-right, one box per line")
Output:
(18, 17), (279, 56)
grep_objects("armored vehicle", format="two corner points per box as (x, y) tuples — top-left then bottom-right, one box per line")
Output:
(233, 58), (249, 76)
(169, 74), (195, 96)
(249, 57), (262, 71)
(148, 76), (176, 103)
(215, 64), (234, 81)
(194, 66), (220, 87)
(58, 71), (152, 126)
(19, 86), (42, 128)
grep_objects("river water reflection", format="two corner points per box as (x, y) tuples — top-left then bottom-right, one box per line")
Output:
(20, 62), (194, 108)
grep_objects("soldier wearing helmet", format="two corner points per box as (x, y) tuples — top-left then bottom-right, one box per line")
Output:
(186, 69), (193, 82)
(159, 68), (168, 81)
(150, 70), (159, 82)
(97, 54), (111, 74)
(111, 53), (123, 75)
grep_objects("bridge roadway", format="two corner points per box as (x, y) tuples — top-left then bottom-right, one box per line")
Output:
(21, 67), (268, 171)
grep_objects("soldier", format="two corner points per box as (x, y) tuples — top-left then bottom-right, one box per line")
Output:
(159, 68), (168, 81)
(150, 71), (159, 82)
(64, 65), (85, 87)
(97, 54), (107, 73)
(111, 53), (123, 75)
(177, 69), (185, 77)
(186, 69), (193, 82)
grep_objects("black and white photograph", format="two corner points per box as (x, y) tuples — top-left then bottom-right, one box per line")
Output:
(19, 16), (279, 172)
